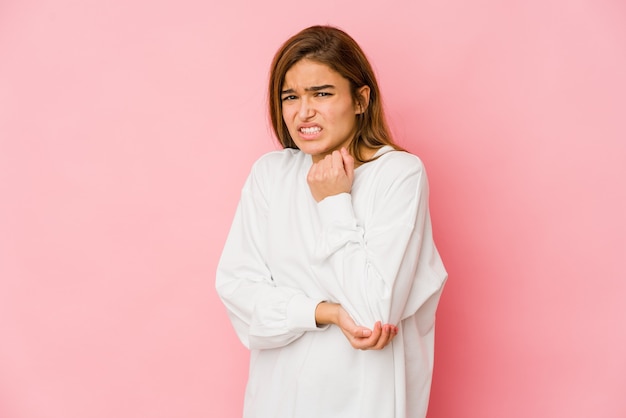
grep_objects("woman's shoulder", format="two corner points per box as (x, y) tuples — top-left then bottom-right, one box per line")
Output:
(254, 147), (302, 166)
(370, 147), (426, 177)
(248, 148), (306, 181)
(360, 148), (430, 199)
(242, 149), (304, 198)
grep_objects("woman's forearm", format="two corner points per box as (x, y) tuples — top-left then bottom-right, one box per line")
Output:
(315, 302), (340, 327)
(316, 302), (398, 350)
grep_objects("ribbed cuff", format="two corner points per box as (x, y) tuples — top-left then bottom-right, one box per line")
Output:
(317, 193), (356, 228)
(286, 294), (325, 332)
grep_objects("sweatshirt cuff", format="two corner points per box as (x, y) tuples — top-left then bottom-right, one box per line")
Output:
(286, 293), (325, 332)
(317, 193), (356, 228)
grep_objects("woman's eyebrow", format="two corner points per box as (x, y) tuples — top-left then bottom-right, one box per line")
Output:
(281, 85), (335, 95)
(305, 84), (335, 92)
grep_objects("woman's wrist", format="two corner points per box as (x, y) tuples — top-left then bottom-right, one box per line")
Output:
(315, 302), (340, 327)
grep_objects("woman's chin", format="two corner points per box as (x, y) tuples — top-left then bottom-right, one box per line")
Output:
(296, 142), (327, 157)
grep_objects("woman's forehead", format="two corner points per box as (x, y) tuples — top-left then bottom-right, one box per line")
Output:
(283, 60), (347, 89)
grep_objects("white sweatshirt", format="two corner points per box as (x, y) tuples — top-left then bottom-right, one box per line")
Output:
(216, 146), (447, 418)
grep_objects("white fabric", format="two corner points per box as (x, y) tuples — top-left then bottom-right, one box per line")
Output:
(216, 146), (447, 418)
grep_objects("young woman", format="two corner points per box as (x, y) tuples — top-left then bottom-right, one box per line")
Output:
(216, 25), (447, 418)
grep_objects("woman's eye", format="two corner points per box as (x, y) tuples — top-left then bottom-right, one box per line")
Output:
(281, 95), (297, 101)
(315, 92), (331, 97)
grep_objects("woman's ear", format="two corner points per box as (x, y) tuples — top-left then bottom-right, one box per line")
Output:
(355, 85), (371, 115)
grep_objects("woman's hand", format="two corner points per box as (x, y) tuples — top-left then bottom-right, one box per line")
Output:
(336, 305), (397, 350)
(315, 302), (397, 350)
(307, 148), (354, 202)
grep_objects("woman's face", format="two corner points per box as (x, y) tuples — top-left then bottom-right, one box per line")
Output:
(281, 59), (368, 163)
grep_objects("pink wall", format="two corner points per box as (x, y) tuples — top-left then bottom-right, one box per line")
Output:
(1, 1), (624, 417)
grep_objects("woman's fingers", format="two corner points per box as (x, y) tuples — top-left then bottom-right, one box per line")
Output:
(373, 324), (397, 350)
(307, 149), (354, 202)
(340, 148), (355, 183)
(335, 306), (397, 351)
(331, 148), (344, 171)
(353, 322), (398, 351)
(349, 321), (381, 350)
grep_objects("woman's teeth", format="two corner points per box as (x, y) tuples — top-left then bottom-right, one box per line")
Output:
(300, 127), (321, 134)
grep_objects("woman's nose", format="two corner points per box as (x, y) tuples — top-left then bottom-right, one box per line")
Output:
(298, 98), (314, 119)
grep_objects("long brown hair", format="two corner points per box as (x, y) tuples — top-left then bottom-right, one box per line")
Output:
(268, 25), (400, 163)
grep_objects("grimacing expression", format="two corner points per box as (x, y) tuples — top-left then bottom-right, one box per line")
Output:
(281, 59), (369, 163)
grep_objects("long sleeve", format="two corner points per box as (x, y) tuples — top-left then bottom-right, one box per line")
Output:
(310, 153), (447, 328)
(217, 149), (447, 418)
(216, 157), (324, 350)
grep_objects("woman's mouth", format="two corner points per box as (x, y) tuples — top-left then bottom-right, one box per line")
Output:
(299, 126), (322, 135)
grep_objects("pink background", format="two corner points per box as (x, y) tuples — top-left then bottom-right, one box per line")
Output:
(1, 0), (625, 417)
